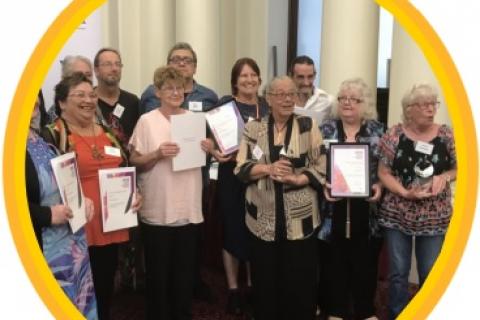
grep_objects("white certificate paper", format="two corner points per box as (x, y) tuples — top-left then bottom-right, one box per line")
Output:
(99, 167), (138, 232)
(330, 144), (370, 197)
(50, 152), (86, 233)
(205, 100), (245, 154)
(171, 113), (206, 171)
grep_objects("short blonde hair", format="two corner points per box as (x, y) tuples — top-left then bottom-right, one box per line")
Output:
(401, 83), (438, 124)
(331, 78), (377, 121)
(153, 66), (185, 90)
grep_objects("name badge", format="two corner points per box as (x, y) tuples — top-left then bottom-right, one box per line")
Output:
(252, 145), (264, 160)
(113, 103), (125, 118)
(104, 146), (121, 157)
(189, 101), (203, 112)
(323, 139), (338, 149)
(415, 141), (434, 155)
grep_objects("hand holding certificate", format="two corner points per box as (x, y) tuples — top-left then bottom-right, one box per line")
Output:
(99, 167), (138, 232)
(205, 100), (245, 155)
(170, 113), (206, 171)
(50, 152), (86, 233)
(329, 143), (370, 198)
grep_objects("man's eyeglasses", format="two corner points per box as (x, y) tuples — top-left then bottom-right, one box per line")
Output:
(408, 101), (440, 110)
(68, 92), (98, 100)
(338, 96), (363, 105)
(99, 62), (123, 68)
(168, 56), (195, 65)
(268, 91), (298, 100)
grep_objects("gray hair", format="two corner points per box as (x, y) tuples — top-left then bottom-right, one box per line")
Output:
(331, 78), (377, 121)
(265, 75), (295, 94)
(401, 83), (438, 124)
(61, 55), (92, 78)
(167, 42), (197, 65)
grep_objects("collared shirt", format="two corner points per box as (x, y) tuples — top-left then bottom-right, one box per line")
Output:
(294, 87), (333, 125)
(139, 81), (218, 114)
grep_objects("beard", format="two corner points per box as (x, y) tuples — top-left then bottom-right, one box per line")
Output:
(101, 74), (120, 86)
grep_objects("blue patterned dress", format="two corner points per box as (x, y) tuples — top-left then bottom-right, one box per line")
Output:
(27, 136), (98, 320)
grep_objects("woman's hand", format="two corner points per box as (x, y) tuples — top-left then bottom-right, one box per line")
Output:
(200, 138), (215, 154)
(212, 149), (233, 163)
(84, 197), (95, 222)
(323, 183), (342, 202)
(269, 159), (293, 181)
(50, 204), (73, 225)
(132, 192), (143, 213)
(157, 142), (179, 159)
(367, 183), (383, 203)
(401, 185), (432, 200)
(431, 174), (448, 196)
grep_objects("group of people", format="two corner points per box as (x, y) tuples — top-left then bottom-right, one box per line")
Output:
(27, 41), (456, 320)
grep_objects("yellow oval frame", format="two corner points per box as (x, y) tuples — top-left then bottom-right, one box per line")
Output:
(3, 0), (477, 319)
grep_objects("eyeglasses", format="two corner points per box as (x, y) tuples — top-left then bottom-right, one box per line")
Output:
(409, 101), (440, 110)
(68, 91), (98, 100)
(268, 91), (298, 100)
(98, 62), (123, 68)
(161, 85), (185, 95)
(168, 56), (195, 65)
(338, 96), (363, 105)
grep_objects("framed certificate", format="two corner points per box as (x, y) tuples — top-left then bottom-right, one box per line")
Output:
(99, 167), (138, 232)
(205, 100), (245, 155)
(50, 152), (86, 233)
(329, 143), (370, 198)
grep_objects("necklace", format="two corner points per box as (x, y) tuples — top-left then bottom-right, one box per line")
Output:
(274, 122), (287, 145)
(69, 122), (104, 160)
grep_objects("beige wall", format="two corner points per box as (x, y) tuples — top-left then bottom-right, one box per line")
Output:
(388, 21), (450, 127)
(99, 0), (288, 98)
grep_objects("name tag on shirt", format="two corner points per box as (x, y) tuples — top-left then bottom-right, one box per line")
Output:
(189, 101), (203, 112)
(323, 139), (338, 149)
(104, 146), (121, 157)
(113, 103), (125, 118)
(252, 145), (264, 160)
(415, 141), (434, 155)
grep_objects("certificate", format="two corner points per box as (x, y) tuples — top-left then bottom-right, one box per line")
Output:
(329, 143), (370, 197)
(171, 112), (206, 171)
(50, 152), (86, 233)
(205, 100), (245, 154)
(99, 167), (138, 232)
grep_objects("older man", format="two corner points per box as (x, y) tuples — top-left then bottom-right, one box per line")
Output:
(290, 55), (333, 125)
(47, 55), (104, 123)
(139, 42), (218, 114)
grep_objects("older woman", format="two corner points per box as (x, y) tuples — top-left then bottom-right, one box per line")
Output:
(377, 84), (456, 319)
(211, 57), (269, 315)
(319, 78), (385, 320)
(42, 72), (139, 320)
(235, 76), (324, 320)
(129, 66), (210, 320)
(27, 91), (97, 319)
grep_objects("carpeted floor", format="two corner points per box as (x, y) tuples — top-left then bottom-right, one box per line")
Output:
(111, 267), (418, 320)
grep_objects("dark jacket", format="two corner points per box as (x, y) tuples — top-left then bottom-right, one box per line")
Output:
(26, 151), (52, 250)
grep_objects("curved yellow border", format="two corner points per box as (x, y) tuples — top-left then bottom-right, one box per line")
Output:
(2, 0), (477, 319)
(376, 1), (477, 319)
(3, 0), (105, 319)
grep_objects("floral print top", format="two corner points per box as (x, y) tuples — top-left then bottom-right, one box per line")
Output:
(378, 123), (456, 235)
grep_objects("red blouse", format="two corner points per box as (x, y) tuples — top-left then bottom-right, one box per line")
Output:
(71, 131), (129, 246)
